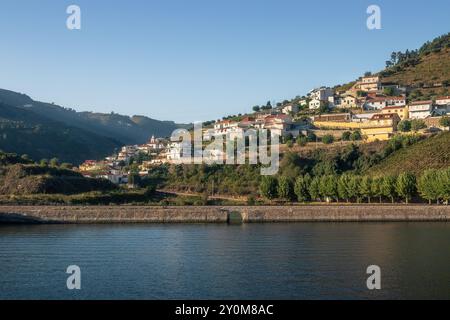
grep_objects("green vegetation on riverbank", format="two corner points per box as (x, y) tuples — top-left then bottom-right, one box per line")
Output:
(0, 132), (449, 206)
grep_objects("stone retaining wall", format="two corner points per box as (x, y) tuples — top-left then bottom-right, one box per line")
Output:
(0, 205), (449, 224)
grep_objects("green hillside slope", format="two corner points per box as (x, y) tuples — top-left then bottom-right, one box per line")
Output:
(335, 33), (450, 100)
(366, 132), (450, 176)
(0, 164), (117, 195)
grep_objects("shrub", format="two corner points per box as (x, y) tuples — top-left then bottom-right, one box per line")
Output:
(342, 131), (351, 141)
(350, 131), (362, 141)
(322, 134), (334, 144)
(398, 120), (412, 132)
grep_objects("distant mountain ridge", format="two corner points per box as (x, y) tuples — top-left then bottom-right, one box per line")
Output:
(0, 88), (189, 164)
(0, 102), (122, 164)
(0, 88), (189, 145)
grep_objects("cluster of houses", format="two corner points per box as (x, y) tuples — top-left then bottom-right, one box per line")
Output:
(203, 113), (305, 141)
(305, 75), (450, 141)
(78, 136), (170, 184)
(77, 74), (450, 184)
(305, 75), (449, 114)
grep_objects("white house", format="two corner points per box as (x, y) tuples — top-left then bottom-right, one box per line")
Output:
(364, 96), (406, 110)
(309, 87), (334, 101)
(436, 96), (450, 106)
(166, 141), (191, 162)
(309, 98), (325, 110)
(408, 100), (433, 119)
(358, 75), (380, 92)
(263, 114), (300, 138)
(327, 96), (342, 109)
(281, 104), (299, 114)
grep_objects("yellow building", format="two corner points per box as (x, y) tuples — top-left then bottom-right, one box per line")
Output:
(380, 105), (409, 120)
(313, 112), (400, 142)
(361, 113), (400, 142)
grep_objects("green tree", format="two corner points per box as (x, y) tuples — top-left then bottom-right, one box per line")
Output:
(40, 158), (49, 167)
(383, 87), (395, 96)
(306, 131), (317, 142)
(60, 163), (73, 169)
(322, 134), (334, 144)
(371, 176), (384, 203)
(278, 176), (294, 201)
(319, 102), (330, 114)
(337, 174), (351, 202)
(411, 119), (426, 132)
(259, 176), (278, 200)
(381, 176), (397, 203)
(418, 169), (440, 204)
(360, 176), (373, 203)
(252, 105), (260, 112)
(128, 173), (142, 187)
(397, 120), (412, 132)
(286, 140), (293, 148)
(436, 168), (450, 204)
(396, 172), (416, 204)
(319, 175), (338, 202)
(144, 184), (157, 197)
(296, 135), (308, 146)
(49, 157), (59, 167)
(347, 175), (361, 203)
(439, 116), (450, 128)
(308, 176), (321, 202)
(294, 174), (311, 202)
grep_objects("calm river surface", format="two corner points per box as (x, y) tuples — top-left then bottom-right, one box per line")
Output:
(0, 222), (449, 299)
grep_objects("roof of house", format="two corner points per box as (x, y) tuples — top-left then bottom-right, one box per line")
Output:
(367, 96), (405, 102)
(382, 105), (407, 110)
(370, 113), (400, 120)
(436, 96), (450, 100)
(240, 116), (255, 122)
(409, 100), (433, 106)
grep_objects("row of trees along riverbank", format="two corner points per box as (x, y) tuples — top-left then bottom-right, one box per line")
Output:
(259, 168), (450, 205)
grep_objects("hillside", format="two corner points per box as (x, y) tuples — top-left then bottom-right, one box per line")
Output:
(0, 88), (189, 145)
(0, 164), (117, 195)
(0, 102), (122, 164)
(334, 33), (450, 100)
(381, 48), (450, 88)
(366, 131), (450, 176)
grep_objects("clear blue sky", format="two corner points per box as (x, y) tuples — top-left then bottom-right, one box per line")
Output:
(0, 0), (449, 122)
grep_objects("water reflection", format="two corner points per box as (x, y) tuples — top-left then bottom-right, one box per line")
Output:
(0, 222), (449, 299)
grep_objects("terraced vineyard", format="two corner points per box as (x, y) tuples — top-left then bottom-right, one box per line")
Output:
(366, 131), (450, 176)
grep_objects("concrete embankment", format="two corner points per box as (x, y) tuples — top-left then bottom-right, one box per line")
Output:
(0, 205), (449, 224)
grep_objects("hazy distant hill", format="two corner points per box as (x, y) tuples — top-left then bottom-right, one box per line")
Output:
(0, 88), (189, 145)
(0, 102), (122, 164)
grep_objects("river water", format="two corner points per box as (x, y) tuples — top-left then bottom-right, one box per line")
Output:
(0, 222), (449, 299)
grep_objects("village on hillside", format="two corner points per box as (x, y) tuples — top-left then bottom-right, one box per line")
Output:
(77, 73), (450, 185)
